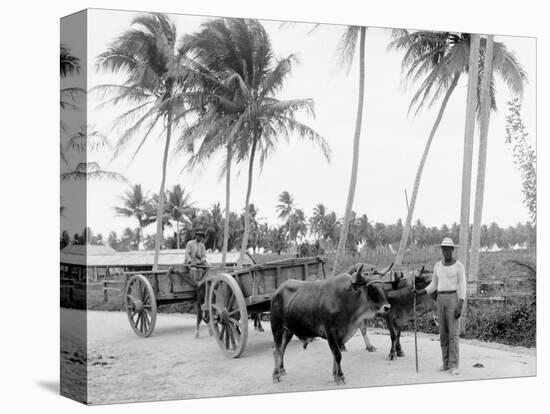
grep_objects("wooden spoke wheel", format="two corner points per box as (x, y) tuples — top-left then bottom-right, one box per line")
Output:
(208, 273), (248, 358)
(125, 274), (157, 337)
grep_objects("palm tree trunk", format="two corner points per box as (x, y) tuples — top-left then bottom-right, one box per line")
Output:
(458, 34), (481, 271)
(288, 214), (293, 249)
(222, 146), (232, 265)
(239, 133), (259, 262)
(153, 113), (172, 271)
(469, 35), (494, 282)
(332, 26), (366, 277)
(176, 220), (180, 249)
(395, 74), (460, 265)
(138, 224), (143, 250)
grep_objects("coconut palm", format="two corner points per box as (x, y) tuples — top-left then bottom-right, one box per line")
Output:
(114, 184), (154, 249)
(61, 126), (127, 182)
(165, 184), (194, 249)
(96, 13), (184, 270)
(325, 211), (341, 248)
(458, 33), (481, 270)
(389, 30), (527, 265)
(355, 214), (374, 249)
(60, 45), (80, 77)
(290, 209), (308, 243)
(174, 22), (245, 265)
(331, 26), (367, 276)
(469, 36), (495, 282)
(148, 193), (173, 236)
(276, 191), (296, 245)
(174, 18), (330, 263)
(60, 45), (84, 113)
(202, 203), (224, 251)
(309, 203), (328, 243)
(60, 45), (85, 165)
(243, 203), (261, 252)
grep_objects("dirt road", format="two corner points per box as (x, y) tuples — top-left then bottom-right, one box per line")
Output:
(74, 309), (535, 405)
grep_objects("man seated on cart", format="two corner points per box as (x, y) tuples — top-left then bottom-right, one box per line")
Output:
(185, 229), (207, 283)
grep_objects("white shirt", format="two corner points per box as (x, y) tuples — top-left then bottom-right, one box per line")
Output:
(425, 260), (467, 300)
(184, 239), (206, 264)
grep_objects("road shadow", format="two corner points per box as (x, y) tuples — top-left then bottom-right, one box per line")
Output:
(36, 380), (59, 395)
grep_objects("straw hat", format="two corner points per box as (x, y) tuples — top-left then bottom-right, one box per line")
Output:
(437, 237), (458, 248)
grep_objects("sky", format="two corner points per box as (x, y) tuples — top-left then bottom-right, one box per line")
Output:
(60, 9), (536, 238)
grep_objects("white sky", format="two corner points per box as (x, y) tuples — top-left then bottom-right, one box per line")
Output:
(61, 9), (536, 237)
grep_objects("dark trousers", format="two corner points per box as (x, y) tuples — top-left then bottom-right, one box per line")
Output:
(437, 293), (460, 369)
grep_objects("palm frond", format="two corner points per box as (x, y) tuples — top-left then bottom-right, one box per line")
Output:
(61, 162), (128, 182)
(270, 115), (331, 162)
(336, 26), (361, 74)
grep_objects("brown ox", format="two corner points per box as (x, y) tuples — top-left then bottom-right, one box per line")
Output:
(347, 264), (437, 360)
(270, 263), (393, 385)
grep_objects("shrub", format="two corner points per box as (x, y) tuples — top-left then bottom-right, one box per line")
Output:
(463, 302), (536, 347)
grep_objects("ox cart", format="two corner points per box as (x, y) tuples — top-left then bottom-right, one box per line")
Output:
(123, 256), (326, 358)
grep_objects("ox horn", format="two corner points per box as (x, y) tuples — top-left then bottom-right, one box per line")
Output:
(378, 263), (394, 276)
(352, 264), (366, 286)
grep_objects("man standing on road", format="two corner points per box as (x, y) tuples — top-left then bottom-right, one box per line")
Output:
(185, 229), (207, 283)
(414, 237), (467, 375)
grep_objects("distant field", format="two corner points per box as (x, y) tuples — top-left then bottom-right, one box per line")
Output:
(254, 249), (535, 280)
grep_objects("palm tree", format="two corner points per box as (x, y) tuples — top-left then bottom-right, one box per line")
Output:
(174, 23), (250, 265)
(469, 36), (495, 282)
(148, 193), (173, 238)
(60, 45), (84, 113)
(355, 213), (373, 249)
(458, 33), (481, 270)
(177, 19), (330, 263)
(243, 203), (260, 253)
(203, 203), (224, 251)
(96, 13), (184, 270)
(268, 226), (288, 255)
(389, 31), (470, 264)
(309, 203), (328, 243)
(331, 26), (367, 276)
(114, 184), (154, 249)
(276, 191), (296, 245)
(389, 31), (526, 265)
(227, 211), (243, 251)
(60, 45), (85, 165)
(60, 45), (80, 77)
(61, 126), (126, 182)
(325, 211), (341, 248)
(290, 209), (308, 243)
(165, 184), (194, 249)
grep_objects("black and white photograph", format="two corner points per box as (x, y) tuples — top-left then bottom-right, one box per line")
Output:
(58, 6), (536, 406)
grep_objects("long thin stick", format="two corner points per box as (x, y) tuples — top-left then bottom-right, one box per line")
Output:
(405, 189), (413, 248)
(405, 188), (419, 373)
(412, 265), (418, 373)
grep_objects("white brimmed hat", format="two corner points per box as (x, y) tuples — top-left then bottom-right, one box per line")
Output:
(437, 237), (458, 248)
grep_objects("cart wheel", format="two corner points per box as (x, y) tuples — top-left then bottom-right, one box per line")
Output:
(208, 273), (248, 358)
(125, 274), (157, 337)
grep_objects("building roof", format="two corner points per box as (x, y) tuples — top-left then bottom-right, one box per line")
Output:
(61, 244), (117, 256)
(60, 245), (255, 267)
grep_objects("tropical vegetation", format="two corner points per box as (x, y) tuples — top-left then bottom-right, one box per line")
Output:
(388, 31), (527, 265)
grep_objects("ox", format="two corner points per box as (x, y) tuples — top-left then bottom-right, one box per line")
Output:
(270, 263), (393, 385)
(348, 264), (436, 360)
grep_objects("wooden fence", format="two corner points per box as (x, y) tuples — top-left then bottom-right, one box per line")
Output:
(61, 277), (126, 310)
